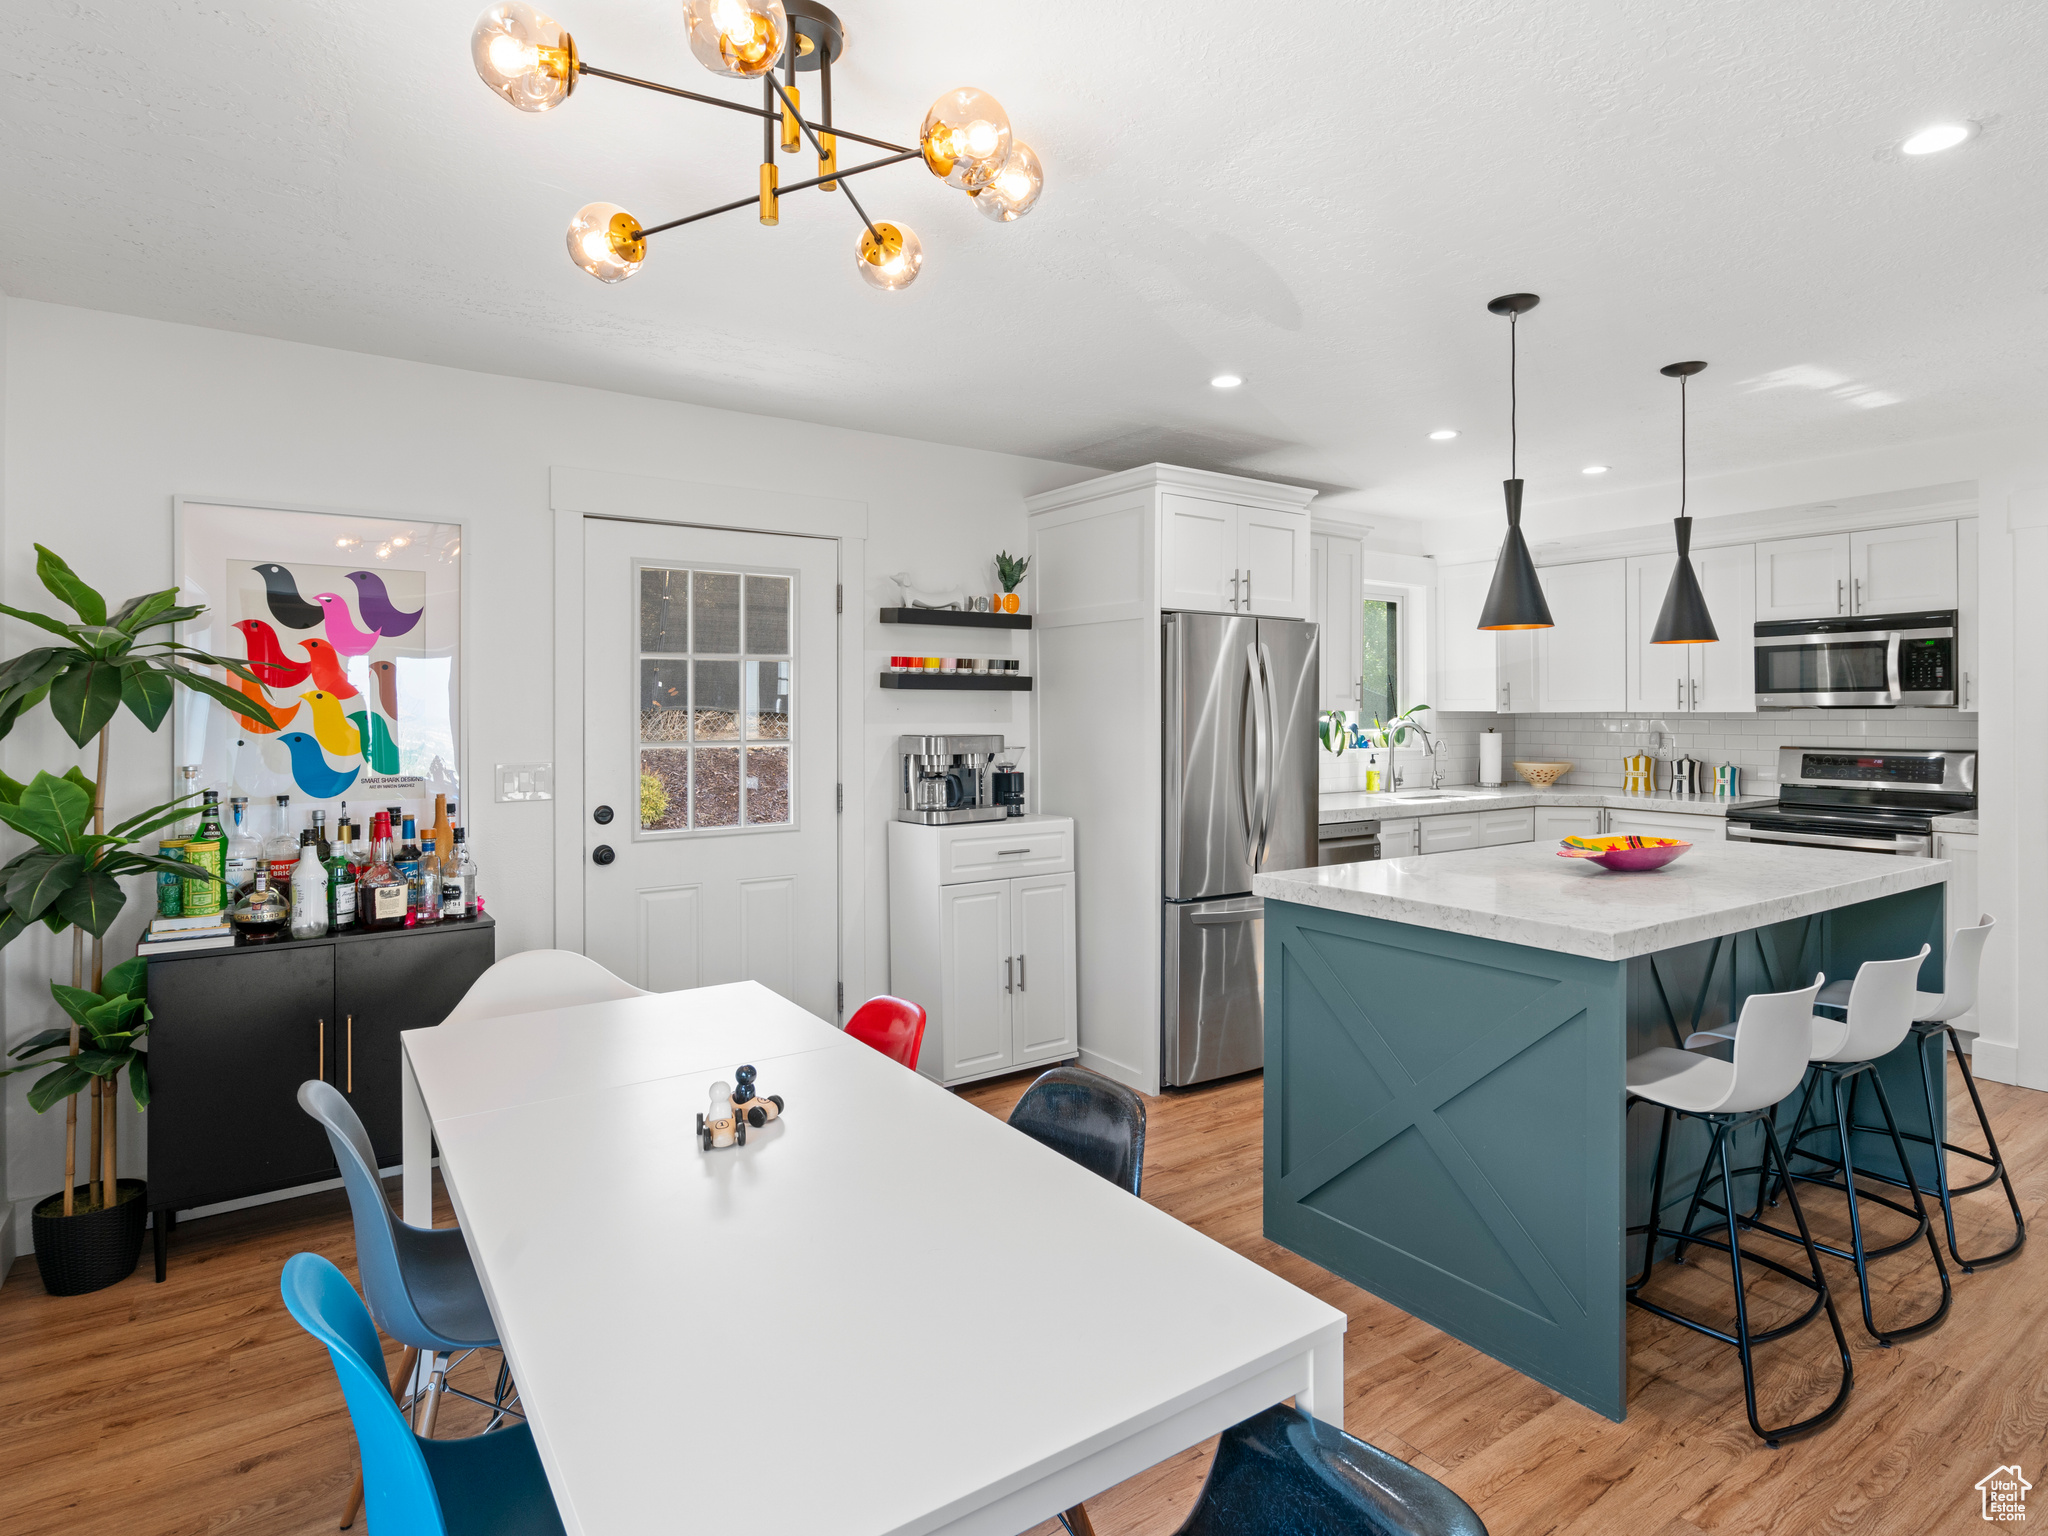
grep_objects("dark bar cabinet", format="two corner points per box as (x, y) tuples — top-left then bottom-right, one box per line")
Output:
(144, 916), (495, 1279)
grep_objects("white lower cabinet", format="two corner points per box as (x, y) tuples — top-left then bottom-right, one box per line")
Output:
(1420, 814), (1480, 854)
(1478, 808), (1535, 846)
(1378, 818), (1420, 858)
(890, 817), (1079, 1087)
(1535, 807), (1603, 841)
(1605, 809), (1726, 843)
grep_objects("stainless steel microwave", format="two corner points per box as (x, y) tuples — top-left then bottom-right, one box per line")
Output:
(1753, 610), (1957, 709)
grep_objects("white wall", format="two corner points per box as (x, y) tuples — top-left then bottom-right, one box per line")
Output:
(0, 298), (1090, 1241)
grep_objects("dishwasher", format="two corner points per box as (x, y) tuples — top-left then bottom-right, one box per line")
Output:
(1317, 819), (1381, 865)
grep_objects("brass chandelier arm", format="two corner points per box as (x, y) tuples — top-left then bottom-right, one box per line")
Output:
(636, 148), (920, 240)
(576, 61), (914, 155)
(765, 74), (882, 242)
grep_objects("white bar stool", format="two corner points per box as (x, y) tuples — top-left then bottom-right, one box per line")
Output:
(1696, 946), (1952, 1345)
(1815, 916), (2022, 1272)
(1626, 975), (1853, 1446)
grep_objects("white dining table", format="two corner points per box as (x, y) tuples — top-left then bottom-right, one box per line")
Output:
(400, 981), (1346, 1536)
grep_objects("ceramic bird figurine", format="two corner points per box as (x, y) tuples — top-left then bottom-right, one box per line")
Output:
(344, 571), (424, 638)
(312, 593), (383, 657)
(368, 659), (399, 719)
(233, 674), (297, 735)
(346, 709), (402, 775)
(298, 689), (364, 758)
(252, 564), (323, 631)
(232, 619), (312, 689)
(275, 730), (361, 800)
(296, 637), (360, 699)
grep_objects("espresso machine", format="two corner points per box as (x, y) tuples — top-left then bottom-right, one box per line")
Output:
(897, 735), (1006, 824)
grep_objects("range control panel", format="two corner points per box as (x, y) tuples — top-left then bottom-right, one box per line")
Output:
(1798, 753), (1948, 785)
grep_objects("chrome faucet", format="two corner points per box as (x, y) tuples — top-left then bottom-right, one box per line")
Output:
(1407, 722), (1442, 790)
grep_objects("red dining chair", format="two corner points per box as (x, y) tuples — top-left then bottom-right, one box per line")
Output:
(845, 996), (928, 1070)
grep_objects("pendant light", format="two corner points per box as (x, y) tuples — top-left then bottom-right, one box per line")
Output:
(1649, 361), (1717, 644)
(1476, 293), (1553, 631)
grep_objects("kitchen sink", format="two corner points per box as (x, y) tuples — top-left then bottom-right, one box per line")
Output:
(1388, 792), (1472, 800)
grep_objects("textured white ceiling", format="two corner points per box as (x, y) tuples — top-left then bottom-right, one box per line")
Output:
(4, 1), (2043, 544)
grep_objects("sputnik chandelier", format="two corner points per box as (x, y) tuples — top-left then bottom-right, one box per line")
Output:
(470, 1), (1043, 291)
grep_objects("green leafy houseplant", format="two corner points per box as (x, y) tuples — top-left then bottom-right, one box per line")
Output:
(1317, 709), (1351, 755)
(994, 550), (1029, 594)
(1367, 702), (1432, 749)
(0, 546), (258, 1226)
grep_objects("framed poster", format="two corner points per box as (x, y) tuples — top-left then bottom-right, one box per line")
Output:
(173, 501), (462, 817)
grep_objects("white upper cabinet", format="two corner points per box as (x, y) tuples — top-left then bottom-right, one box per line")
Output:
(1851, 521), (1958, 614)
(1625, 553), (1691, 713)
(1755, 533), (1851, 620)
(1435, 559), (1531, 712)
(1532, 558), (1626, 713)
(1958, 517), (1979, 711)
(1159, 493), (1310, 618)
(1626, 544), (1756, 713)
(1310, 532), (1363, 711)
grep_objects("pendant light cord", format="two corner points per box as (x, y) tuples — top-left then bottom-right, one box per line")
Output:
(1679, 372), (1687, 518)
(1509, 312), (1519, 479)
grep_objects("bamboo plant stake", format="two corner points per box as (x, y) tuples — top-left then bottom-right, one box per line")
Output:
(64, 929), (81, 1216)
(92, 724), (113, 1214)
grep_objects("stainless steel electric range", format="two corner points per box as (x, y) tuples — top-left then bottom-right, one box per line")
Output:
(1725, 746), (1976, 857)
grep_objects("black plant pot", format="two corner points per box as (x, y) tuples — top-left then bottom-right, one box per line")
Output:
(32, 1179), (148, 1296)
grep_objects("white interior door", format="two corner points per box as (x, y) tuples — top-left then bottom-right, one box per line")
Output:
(583, 519), (839, 1015)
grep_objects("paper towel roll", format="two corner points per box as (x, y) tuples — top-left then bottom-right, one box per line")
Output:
(1479, 731), (1503, 787)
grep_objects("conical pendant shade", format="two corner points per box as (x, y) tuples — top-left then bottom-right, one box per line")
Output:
(1478, 479), (1553, 630)
(1650, 515), (1717, 643)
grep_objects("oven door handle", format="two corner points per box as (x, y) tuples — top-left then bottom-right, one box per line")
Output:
(1728, 825), (1929, 854)
(1885, 631), (1902, 704)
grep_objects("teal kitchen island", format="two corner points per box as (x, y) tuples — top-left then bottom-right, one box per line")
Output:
(1252, 839), (1951, 1420)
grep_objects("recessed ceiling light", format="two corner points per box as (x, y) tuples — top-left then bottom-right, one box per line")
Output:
(1582, 464), (1609, 475)
(1428, 429), (1459, 440)
(1210, 374), (1243, 389)
(1902, 122), (1973, 155)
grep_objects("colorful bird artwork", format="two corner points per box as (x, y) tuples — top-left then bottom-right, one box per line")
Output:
(344, 570), (424, 638)
(347, 709), (402, 776)
(297, 689), (364, 758)
(233, 674), (298, 735)
(296, 637), (360, 699)
(232, 619), (313, 689)
(312, 593), (383, 657)
(252, 564), (324, 630)
(368, 659), (399, 719)
(275, 731), (362, 800)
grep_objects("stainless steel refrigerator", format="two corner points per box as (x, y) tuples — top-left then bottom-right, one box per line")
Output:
(1161, 612), (1319, 1087)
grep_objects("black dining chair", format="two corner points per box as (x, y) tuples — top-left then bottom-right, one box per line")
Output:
(1007, 1065), (1146, 1194)
(1173, 1403), (1489, 1536)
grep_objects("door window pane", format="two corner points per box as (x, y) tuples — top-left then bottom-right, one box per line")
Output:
(744, 574), (790, 653)
(640, 568), (689, 653)
(692, 571), (741, 654)
(692, 659), (741, 739)
(640, 749), (689, 830)
(1361, 598), (1399, 724)
(747, 660), (790, 738)
(640, 661), (689, 741)
(744, 746), (790, 824)
(693, 747), (741, 827)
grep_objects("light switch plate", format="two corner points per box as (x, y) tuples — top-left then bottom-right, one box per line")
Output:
(496, 762), (553, 802)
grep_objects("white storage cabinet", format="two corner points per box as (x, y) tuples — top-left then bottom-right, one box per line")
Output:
(889, 816), (1078, 1088)
(1531, 559), (1627, 713)
(1435, 560), (1534, 713)
(1311, 531), (1364, 711)
(1605, 809), (1726, 844)
(1755, 520), (1957, 621)
(1535, 806), (1603, 841)
(1162, 492), (1311, 617)
(1625, 545), (1757, 714)
(1378, 818), (1420, 858)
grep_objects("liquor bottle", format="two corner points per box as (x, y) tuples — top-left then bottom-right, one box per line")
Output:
(182, 791), (229, 917)
(290, 833), (329, 939)
(358, 813), (408, 929)
(416, 837), (443, 923)
(442, 825), (476, 920)
(432, 794), (452, 875)
(326, 820), (358, 930)
(397, 816), (423, 914)
(310, 809), (333, 862)
(266, 795), (299, 887)
(231, 869), (288, 942)
(225, 795), (262, 899)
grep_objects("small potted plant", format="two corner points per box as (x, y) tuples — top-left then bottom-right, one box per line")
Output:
(993, 550), (1029, 615)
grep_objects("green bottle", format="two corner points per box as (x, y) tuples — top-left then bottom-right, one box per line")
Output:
(326, 819), (359, 929)
(181, 791), (229, 917)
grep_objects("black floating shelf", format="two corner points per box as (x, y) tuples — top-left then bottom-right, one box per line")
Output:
(880, 673), (1033, 691)
(879, 606), (1032, 631)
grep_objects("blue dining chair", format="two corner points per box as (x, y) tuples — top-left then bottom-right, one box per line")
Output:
(282, 1253), (565, 1536)
(1007, 1065), (1147, 1194)
(1172, 1403), (1489, 1536)
(299, 1079), (508, 1526)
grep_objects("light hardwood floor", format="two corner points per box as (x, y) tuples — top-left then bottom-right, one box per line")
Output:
(2, 1065), (2039, 1535)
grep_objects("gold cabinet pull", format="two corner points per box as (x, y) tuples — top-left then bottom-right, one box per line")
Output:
(346, 1015), (354, 1092)
(317, 1018), (326, 1082)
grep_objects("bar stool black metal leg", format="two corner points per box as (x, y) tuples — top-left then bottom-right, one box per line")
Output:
(1830, 1071), (1888, 1344)
(1866, 1070), (1952, 1335)
(1913, 1026), (1967, 1265)
(1674, 1121), (1728, 1265)
(1717, 1128), (1772, 1442)
(1628, 1103), (1675, 1292)
(1758, 1117), (1854, 1440)
(1758, 1066), (1822, 1216)
(1944, 1025), (2028, 1269)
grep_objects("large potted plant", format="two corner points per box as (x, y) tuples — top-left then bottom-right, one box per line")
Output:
(0, 547), (259, 1294)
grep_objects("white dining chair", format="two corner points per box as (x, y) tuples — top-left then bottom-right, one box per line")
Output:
(442, 949), (649, 1027)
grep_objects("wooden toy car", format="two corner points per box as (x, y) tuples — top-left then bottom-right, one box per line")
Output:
(732, 1063), (785, 1128)
(697, 1065), (786, 1150)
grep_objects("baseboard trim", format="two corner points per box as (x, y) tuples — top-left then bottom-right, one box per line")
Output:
(1972, 1038), (2020, 1085)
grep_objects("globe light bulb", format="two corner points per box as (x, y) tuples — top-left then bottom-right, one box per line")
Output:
(974, 143), (1043, 222)
(566, 203), (646, 282)
(855, 223), (922, 291)
(471, 3), (577, 112)
(921, 88), (1013, 192)
(682, 0), (787, 78)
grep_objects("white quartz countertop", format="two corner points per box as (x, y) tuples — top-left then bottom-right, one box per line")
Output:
(1254, 838), (1949, 962)
(1318, 785), (1778, 825)
(1931, 815), (1979, 834)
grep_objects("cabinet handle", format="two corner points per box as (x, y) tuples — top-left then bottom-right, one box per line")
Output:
(1004, 956), (1013, 994)
(1229, 570), (1239, 611)
(317, 1018), (325, 1083)
(996, 848), (1031, 856)
(1676, 678), (1683, 709)
(1854, 576), (1863, 612)
(1244, 570), (1253, 609)
(1964, 671), (1972, 709)
(1017, 955), (1027, 992)
(1691, 677), (1699, 710)
(1837, 578), (1845, 614)
(346, 1015), (354, 1093)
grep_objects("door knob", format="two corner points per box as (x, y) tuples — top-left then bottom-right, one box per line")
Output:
(592, 805), (614, 825)
(592, 845), (615, 865)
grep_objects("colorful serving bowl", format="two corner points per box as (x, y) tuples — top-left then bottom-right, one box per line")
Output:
(1557, 835), (1692, 872)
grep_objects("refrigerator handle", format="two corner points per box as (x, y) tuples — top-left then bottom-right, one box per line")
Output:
(1246, 641), (1273, 869)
